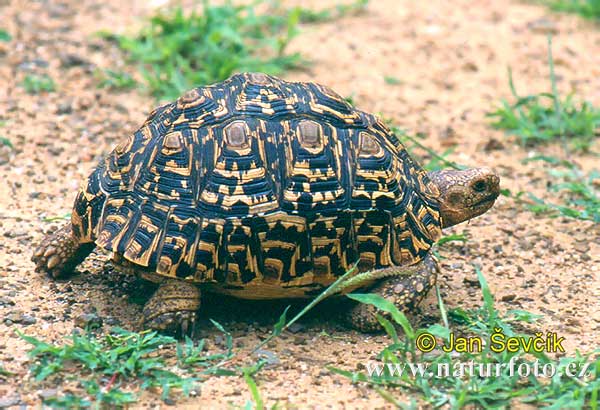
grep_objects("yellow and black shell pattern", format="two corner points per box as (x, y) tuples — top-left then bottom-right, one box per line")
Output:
(71, 72), (443, 295)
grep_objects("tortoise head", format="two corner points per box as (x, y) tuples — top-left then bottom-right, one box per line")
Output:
(428, 167), (500, 228)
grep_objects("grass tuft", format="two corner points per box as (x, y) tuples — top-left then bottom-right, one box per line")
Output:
(510, 156), (600, 222)
(547, 0), (600, 19)
(487, 36), (600, 151)
(333, 268), (599, 409)
(19, 325), (237, 407)
(0, 365), (14, 377)
(0, 29), (11, 42)
(293, 0), (368, 23)
(242, 362), (267, 410)
(99, 1), (304, 100)
(0, 136), (13, 149)
(100, 0), (367, 100)
(20, 74), (56, 94)
(96, 69), (137, 90)
(384, 75), (402, 85)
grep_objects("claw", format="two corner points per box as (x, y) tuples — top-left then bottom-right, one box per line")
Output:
(47, 255), (61, 270)
(179, 311), (197, 338)
(143, 310), (197, 338)
(142, 280), (200, 337)
(191, 313), (197, 336)
(181, 318), (189, 338)
(33, 247), (44, 258)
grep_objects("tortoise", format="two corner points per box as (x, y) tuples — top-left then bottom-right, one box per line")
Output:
(32, 72), (500, 334)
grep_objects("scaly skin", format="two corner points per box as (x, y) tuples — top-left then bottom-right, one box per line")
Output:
(141, 279), (201, 337)
(31, 222), (95, 279)
(343, 253), (439, 332)
(428, 168), (500, 228)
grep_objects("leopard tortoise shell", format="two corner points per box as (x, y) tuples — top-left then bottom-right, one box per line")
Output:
(32, 72), (500, 333)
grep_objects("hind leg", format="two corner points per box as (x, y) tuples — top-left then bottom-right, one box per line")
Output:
(32, 222), (95, 279)
(345, 253), (439, 332)
(142, 279), (201, 337)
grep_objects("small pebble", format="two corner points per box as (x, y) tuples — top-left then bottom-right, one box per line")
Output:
(21, 314), (37, 325)
(0, 394), (21, 408)
(60, 53), (89, 67)
(0, 296), (15, 306)
(56, 102), (73, 115)
(74, 312), (103, 329)
(253, 349), (280, 367)
(287, 322), (305, 334)
(38, 389), (58, 400)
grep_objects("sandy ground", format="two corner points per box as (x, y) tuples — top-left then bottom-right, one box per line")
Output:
(0, 0), (599, 408)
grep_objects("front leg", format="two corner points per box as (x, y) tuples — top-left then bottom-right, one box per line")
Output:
(345, 253), (439, 332)
(32, 222), (95, 279)
(142, 279), (201, 337)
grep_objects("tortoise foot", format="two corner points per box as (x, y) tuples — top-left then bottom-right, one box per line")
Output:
(31, 222), (94, 279)
(144, 310), (197, 337)
(346, 303), (384, 333)
(142, 279), (201, 337)
(345, 253), (439, 332)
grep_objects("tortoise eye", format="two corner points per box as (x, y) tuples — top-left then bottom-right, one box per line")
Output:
(472, 180), (488, 193)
